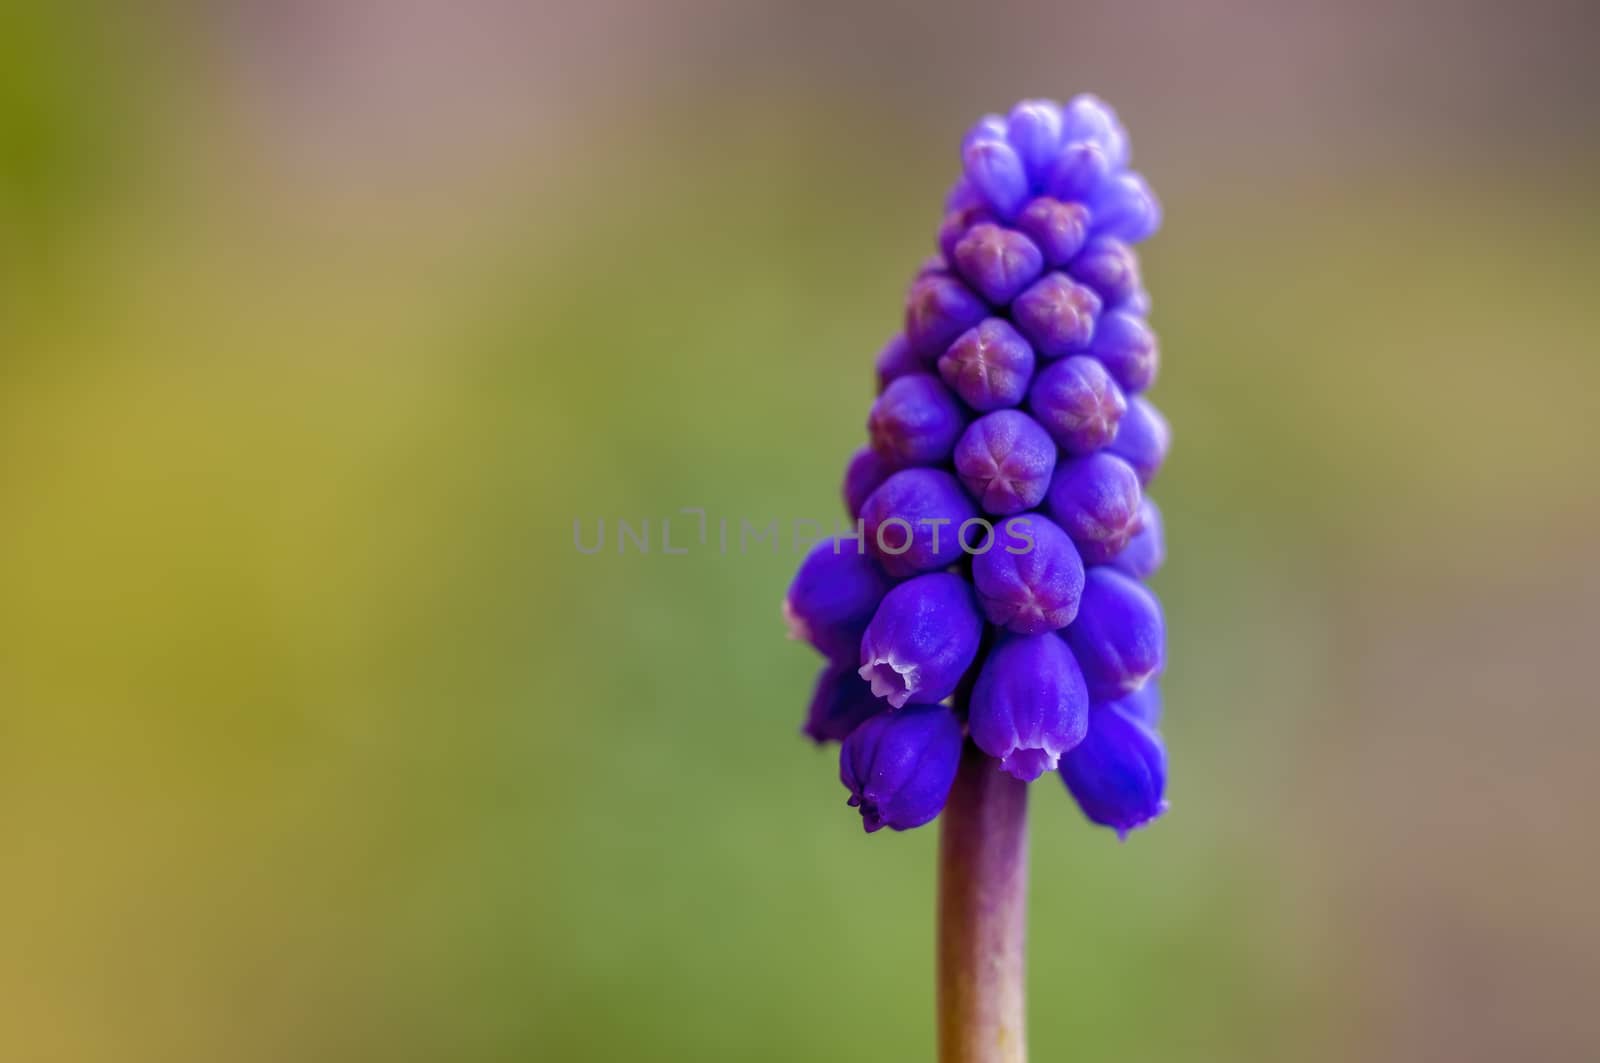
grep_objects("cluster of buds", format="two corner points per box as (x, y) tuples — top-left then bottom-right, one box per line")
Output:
(787, 97), (1170, 838)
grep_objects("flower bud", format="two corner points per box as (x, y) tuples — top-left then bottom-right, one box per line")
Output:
(1059, 702), (1167, 838)
(960, 114), (1008, 154)
(875, 333), (921, 393)
(1091, 172), (1161, 244)
(1067, 237), (1141, 307)
(1107, 497), (1164, 580)
(840, 704), (964, 832)
(1046, 140), (1112, 203)
(1013, 272), (1103, 359)
(1088, 310), (1159, 394)
(868, 373), (965, 469)
(954, 410), (1057, 515)
(858, 572), (984, 708)
(843, 445), (891, 519)
(1107, 396), (1170, 485)
(784, 539), (892, 659)
(1015, 197), (1091, 268)
(971, 515), (1085, 634)
(904, 272), (987, 360)
(1111, 680), (1162, 728)
(1060, 94), (1130, 171)
(1045, 452), (1143, 564)
(1005, 99), (1064, 187)
(1063, 568), (1164, 701)
(859, 468), (979, 579)
(952, 223), (1045, 306)
(804, 660), (888, 744)
(962, 137), (1029, 220)
(969, 633), (1090, 781)
(938, 318), (1035, 412)
(1028, 355), (1127, 455)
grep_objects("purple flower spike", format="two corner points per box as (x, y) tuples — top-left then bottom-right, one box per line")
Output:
(868, 373), (965, 469)
(859, 468), (979, 579)
(1088, 310), (1159, 394)
(843, 446), (890, 518)
(1028, 355), (1127, 455)
(954, 410), (1057, 516)
(938, 319), (1036, 412)
(1111, 680), (1162, 728)
(937, 201), (996, 262)
(784, 539), (892, 659)
(1108, 497), (1165, 580)
(1091, 172), (1162, 244)
(1063, 567), (1164, 701)
(1012, 273), (1103, 358)
(962, 137), (1029, 221)
(1045, 452), (1143, 564)
(1107, 396), (1171, 485)
(1046, 141), (1112, 203)
(1005, 99), (1064, 188)
(905, 273), (987, 360)
(1061, 94), (1130, 171)
(840, 704), (964, 832)
(1059, 702), (1167, 838)
(875, 333), (921, 393)
(953, 223), (1044, 306)
(1067, 237), (1142, 308)
(1015, 197), (1091, 268)
(804, 660), (888, 744)
(968, 633), (1090, 781)
(971, 515), (1085, 634)
(857, 572), (983, 708)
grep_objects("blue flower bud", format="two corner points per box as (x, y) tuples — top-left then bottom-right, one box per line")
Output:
(1012, 272), (1103, 358)
(969, 633), (1090, 781)
(1045, 452), (1143, 564)
(843, 446), (891, 518)
(875, 333), (921, 393)
(858, 572), (983, 708)
(937, 200), (996, 263)
(954, 410), (1057, 515)
(1015, 197), (1091, 268)
(1063, 567), (1164, 701)
(804, 660), (888, 744)
(952, 223), (1045, 306)
(1107, 396), (1170, 485)
(1060, 94), (1130, 172)
(859, 468), (979, 579)
(1046, 141), (1112, 203)
(1107, 497), (1164, 580)
(937, 318), (1036, 412)
(962, 137), (1029, 221)
(1067, 237), (1141, 307)
(960, 114), (1008, 154)
(784, 538), (892, 659)
(971, 514), (1085, 634)
(1088, 309), (1159, 394)
(1027, 355), (1127, 455)
(904, 272), (988, 360)
(1059, 702), (1167, 838)
(868, 373), (965, 469)
(1005, 99), (1064, 188)
(1091, 172), (1161, 244)
(840, 703), (964, 832)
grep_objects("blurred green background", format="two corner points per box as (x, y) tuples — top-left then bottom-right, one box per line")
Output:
(4, 3), (1599, 1061)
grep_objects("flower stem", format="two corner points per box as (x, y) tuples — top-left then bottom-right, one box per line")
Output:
(937, 739), (1028, 1063)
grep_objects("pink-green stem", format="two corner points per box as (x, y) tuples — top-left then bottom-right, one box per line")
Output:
(937, 740), (1029, 1063)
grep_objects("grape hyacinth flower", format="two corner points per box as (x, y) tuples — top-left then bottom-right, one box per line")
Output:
(782, 95), (1171, 1063)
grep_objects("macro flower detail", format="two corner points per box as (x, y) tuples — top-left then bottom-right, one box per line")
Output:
(784, 94), (1170, 845)
(841, 704), (965, 832)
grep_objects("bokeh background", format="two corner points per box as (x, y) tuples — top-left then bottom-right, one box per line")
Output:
(4, 2), (1599, 1060)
